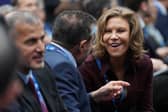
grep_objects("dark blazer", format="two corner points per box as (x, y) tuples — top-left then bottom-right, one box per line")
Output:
(45, 44), (91, 112)
(79, 54), (154, 112)
(153, 69), (168, 112)
(15, 65), (67, 112)
(155, 12), (168, 43)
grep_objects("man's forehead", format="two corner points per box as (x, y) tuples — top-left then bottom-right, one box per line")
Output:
(16, 22), (43, 32)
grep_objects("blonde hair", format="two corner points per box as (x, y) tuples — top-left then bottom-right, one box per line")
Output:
(92, 6), (145, 59)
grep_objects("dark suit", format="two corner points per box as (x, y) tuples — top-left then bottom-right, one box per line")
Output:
(155, 12), (168, 43)
(45, 43), (91, 112)
(153, 69), (168, 112)
(15, 65), (67, 112)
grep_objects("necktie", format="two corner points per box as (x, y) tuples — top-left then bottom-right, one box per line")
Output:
(28, 76), (48, 112)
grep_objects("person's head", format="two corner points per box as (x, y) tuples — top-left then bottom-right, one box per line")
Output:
(34, 0), (46, 22)
(44, 0), (60, 24)
(82, 0), (111, 19)
(92, 6), (145, 60)
(124, 0), (148, 12)
(11, 0), (38, 12)
(141, 3), (158, 25)
(11, 0), (46, 21)
(0, 16), (22, 109)
(53, 10), (96, 65)
(6, 11), (45, 74)
(53, 0), (82, 17)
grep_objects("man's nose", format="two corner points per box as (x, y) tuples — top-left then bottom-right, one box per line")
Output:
(36, 40), (45, 52)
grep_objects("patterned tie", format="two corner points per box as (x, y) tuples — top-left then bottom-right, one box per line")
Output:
(28, 75), (48, 112)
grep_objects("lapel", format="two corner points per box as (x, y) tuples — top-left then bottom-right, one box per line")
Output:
(18, 76), (42, 112)
(32, 67), (56, 112)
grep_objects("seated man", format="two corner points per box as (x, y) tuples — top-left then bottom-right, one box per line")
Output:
(45, 10), (97, 112)
(5, 11), (67, 112)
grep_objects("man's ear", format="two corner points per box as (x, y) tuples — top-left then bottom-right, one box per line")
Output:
(79, 40), (87, 51)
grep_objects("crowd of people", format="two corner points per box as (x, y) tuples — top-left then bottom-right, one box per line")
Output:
(0, 0), (168, 112)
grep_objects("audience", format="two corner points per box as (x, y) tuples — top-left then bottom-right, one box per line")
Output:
(0, 0), (167, 111)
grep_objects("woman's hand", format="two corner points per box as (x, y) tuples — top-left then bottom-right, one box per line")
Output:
(90, 81), (130, 103)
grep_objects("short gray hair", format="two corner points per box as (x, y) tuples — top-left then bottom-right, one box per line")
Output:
(5, 10), (42, 37)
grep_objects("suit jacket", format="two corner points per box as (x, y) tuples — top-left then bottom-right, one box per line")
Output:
(155, 12), (168, 42)
(45, 43), (91, 112)
(153, 70), (168, 112)
(14, 65), (67, 112)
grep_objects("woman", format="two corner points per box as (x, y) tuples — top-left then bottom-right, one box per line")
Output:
(79, 7), (154, 112)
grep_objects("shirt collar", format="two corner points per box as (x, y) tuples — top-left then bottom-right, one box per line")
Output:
(50, 42), (77, 68)
(154, 0), (167, 15)
(18, 70), (33, 84)
(138, 15), (146, 29)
